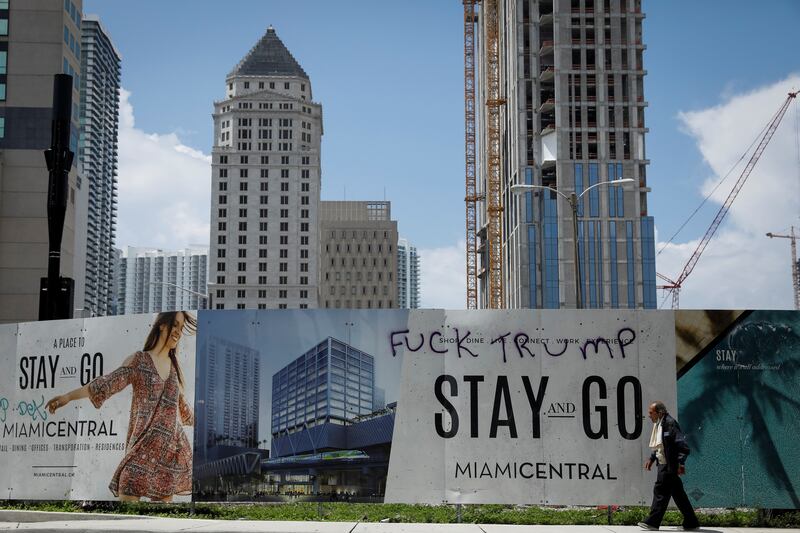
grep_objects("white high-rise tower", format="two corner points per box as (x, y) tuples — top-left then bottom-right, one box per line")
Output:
(210, 27), (322, 310)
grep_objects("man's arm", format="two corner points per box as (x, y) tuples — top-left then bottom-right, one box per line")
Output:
(669, 418), (690, 474)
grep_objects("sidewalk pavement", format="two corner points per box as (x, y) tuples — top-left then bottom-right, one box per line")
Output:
(2, 511), (799, 533)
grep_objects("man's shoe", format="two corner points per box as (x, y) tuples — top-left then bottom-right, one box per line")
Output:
(679, 524), (700, 531)
(638, 522), (659, 530)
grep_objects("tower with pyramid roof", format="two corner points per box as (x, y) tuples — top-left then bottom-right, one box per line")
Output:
(210, 27), (322, 310)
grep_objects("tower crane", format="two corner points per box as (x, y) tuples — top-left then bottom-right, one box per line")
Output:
(658, 91), (798, 308)
(464, 0), (479, 309)
(484, 0), (505, 309)
(766, 226), (799, 310)
(464, 0), (505, 309)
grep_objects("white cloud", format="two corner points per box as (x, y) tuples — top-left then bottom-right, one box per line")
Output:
(419, 241), (467, 309)
(115, 89), (211, 251)
(657, 74), (800, 309)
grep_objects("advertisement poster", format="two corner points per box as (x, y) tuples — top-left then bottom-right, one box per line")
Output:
(193, 309), (676, 506)
(386, 310), (676, 505)
(0, 312), (196, 501)
(677, 310), (800, 509)
(2, 308), (796, 508)
(193, 309), (408, 502)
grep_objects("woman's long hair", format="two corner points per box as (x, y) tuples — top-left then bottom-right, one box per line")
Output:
(142, 311), (197, 387)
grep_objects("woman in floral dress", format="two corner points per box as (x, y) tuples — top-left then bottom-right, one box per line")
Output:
(46, 311), (196, 502)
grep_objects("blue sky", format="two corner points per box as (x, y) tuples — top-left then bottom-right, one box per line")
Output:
(85, 0), (800, 308)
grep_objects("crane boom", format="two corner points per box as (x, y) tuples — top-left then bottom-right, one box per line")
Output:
(662, 91), (797, 307)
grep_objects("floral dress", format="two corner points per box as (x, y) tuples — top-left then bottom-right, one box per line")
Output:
(88, 350), (193, 499)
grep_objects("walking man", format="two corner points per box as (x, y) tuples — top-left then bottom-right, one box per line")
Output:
(638, 401), (700, 531)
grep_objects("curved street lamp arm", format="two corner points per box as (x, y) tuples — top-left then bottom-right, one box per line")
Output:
(509, 183), (570, 202)
(147, 280), (209, 301)
(577, 178), (635, 198)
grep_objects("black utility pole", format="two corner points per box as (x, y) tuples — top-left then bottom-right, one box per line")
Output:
(39, 74), (75, 321)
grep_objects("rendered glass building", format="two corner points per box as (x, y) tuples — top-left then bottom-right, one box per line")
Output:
(197, 336), (260, 452)
(271, 337), (376, 440)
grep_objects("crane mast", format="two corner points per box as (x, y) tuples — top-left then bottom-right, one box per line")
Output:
(484, 0), (505, 308)
(766, 226), (800, 310)
(464, 0), (478, 309)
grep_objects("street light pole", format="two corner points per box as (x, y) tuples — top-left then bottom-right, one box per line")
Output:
(510, 178), (634, 309)
(568, 192), (582, 309)
(147, 281), (211, 310)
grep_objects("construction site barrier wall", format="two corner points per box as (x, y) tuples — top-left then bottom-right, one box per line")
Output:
(0, 310), (796, 507)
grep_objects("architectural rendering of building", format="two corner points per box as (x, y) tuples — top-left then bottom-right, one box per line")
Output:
(397, 237), (420, 309)
(195, 336), (261, 464)
(271, 337), (377, 443)
(80, 15), (120, 317)
(116, 245), (208, 314)
(209, 26), (322, 310)
(0, 0), (88, 322)
(319, 201), (398, 309)
(265, 336), (391, 497)
(476, 0), (656, 309)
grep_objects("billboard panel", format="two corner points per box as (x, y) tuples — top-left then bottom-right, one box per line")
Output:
(1, 308), (796, 508)
(677, 310), (800, 508)
(385, 310), (676, 505)
(0, 312), (196, 501)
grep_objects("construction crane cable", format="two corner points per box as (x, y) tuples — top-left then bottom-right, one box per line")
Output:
(658, 91), (797, 308)
(656, 113), (773, 256)
(795, 99), (800, 200)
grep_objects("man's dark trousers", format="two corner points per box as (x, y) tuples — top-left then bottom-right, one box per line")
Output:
(643, 464), (699, 528)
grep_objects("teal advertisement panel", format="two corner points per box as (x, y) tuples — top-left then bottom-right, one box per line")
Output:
(678, 310), (800, 509)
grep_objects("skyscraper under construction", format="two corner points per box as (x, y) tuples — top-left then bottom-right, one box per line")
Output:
(474, 0), (656, 309)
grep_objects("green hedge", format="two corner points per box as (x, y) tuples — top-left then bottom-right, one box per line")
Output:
(2, 501), (799, 526)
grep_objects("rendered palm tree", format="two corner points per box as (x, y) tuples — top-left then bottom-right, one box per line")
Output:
(681, 311), (800, 507)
